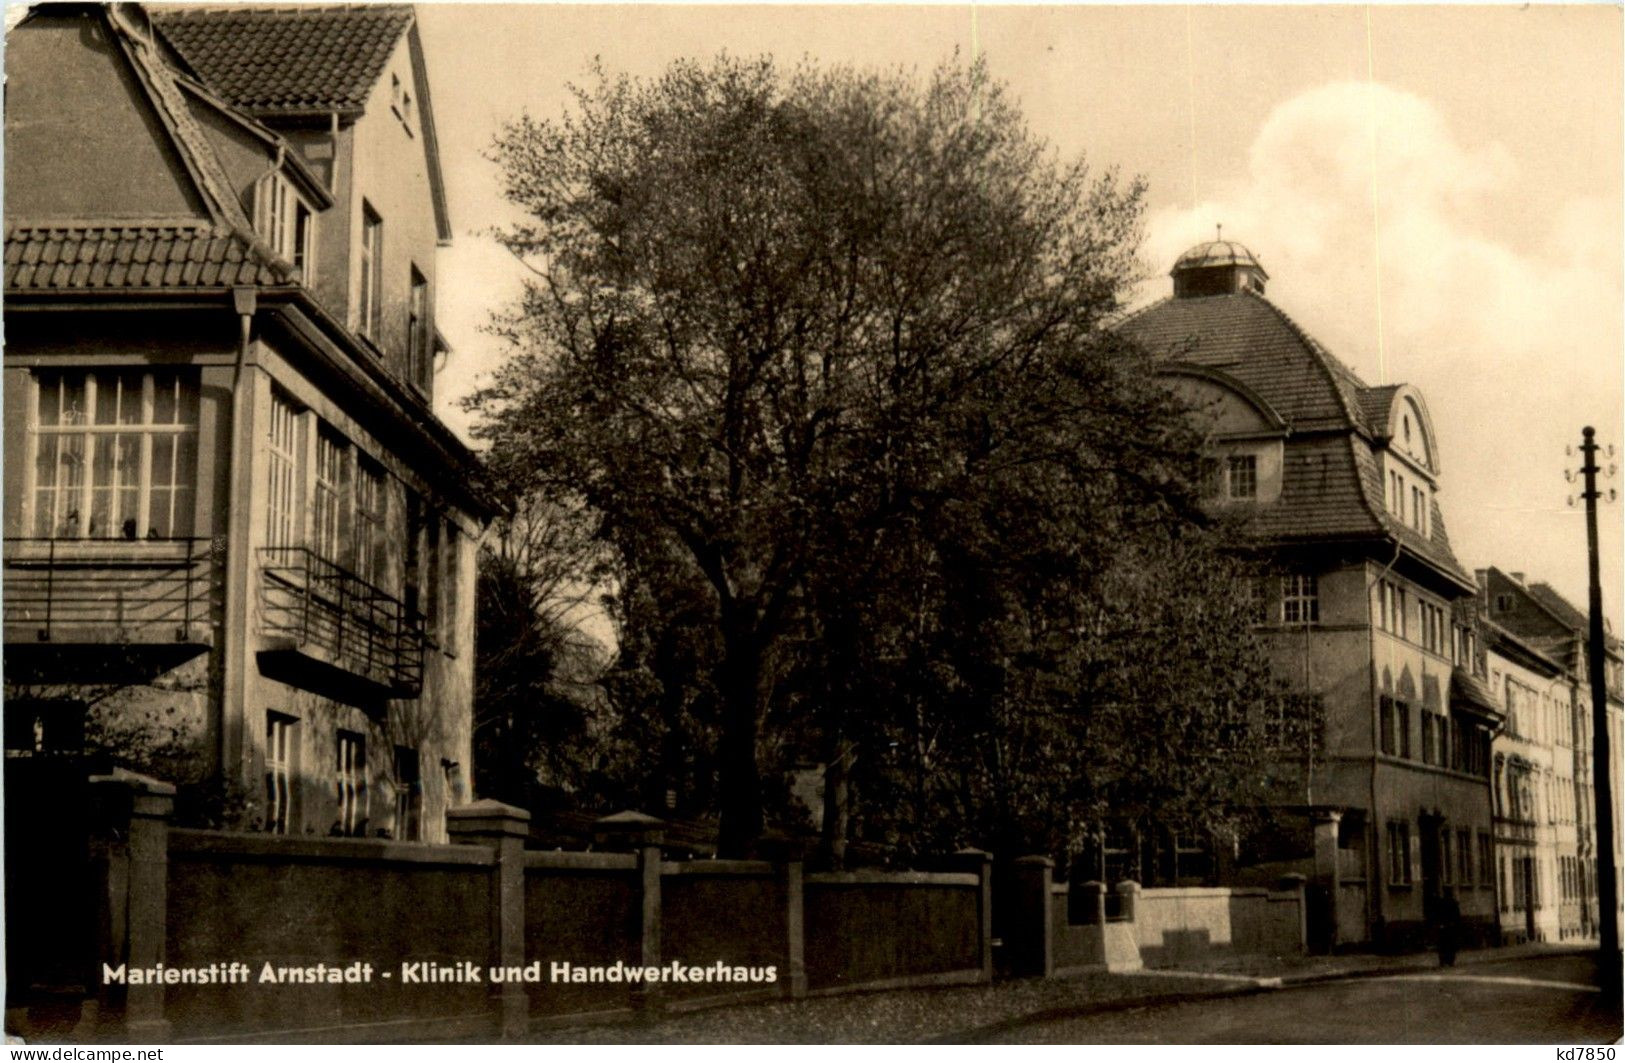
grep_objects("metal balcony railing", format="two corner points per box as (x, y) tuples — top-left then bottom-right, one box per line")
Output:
(258, 546), (423, 696)
(2, 537), (218, 645)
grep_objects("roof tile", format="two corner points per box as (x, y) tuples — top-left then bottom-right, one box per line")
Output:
(4, 223), (290, 292)
(153, 6), (413, 115)
(1120, 290), (1472, 586)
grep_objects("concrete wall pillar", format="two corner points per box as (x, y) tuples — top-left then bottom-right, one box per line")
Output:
(447, 799), (530, 1039)
(954, 849), (995, 982)
(1010, 855), (1055, 977)
(1116, 879), (1141, 923)
(760, 835), (810, 999)
(595, 811), (665, 1016)
(1280, 871), (1310, 953)
(1312, 810), (1343, 951)
(88, 769), (175, 1041)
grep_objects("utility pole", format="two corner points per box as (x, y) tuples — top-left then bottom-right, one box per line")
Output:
(1576, 426), (1619, 965)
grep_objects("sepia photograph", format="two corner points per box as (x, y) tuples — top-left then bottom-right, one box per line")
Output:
(1, 0), (1621, 1048)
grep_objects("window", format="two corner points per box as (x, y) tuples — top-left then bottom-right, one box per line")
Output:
(1377, 581), (1409, 639)
(1421, 713), (1439, 766)
(336, 731), (366, 837)
(1380, 695), (1396, 756)
(32, 371), (198, 539)
(1420, 601), (1446, 654)
(407, 266), (429, 391)
(1478, 833), (1493, 887)
(1281, 573), (1318, 624)
(266, 390), (301, 549)
(1241, 577), (1270, 625)
(393, 745), (421, 842)
(1493, 594), (1513, 614)
(1396, 701), (1411, 759)
(1456, 827), (1472, 885)
(1500, 856), (1510, 910)
(1440, 831), (1453, 885)
(313, 427), (350, 567)
(360, 201), (383, 340)
(1411, 485), (1428, 535)
(265, 713), (296, 835)
(1386, 821), (1412, 886)
(1226, 454), (1257, 500)
(256, 172), (314, 280)
(355, 459), (387, 587)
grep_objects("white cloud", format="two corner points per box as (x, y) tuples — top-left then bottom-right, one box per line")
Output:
(1140, 81), (1623, 612)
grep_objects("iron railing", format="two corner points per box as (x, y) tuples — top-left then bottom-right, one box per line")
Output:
(2, 537), (218, 644)
(258, 546), (423, 695)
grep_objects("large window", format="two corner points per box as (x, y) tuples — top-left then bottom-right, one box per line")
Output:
(33, 370), (198, 539)
(266, 391), (301, 549)
(257, 172), (314, 280)
(312, 427), (350, 566)
(1379, 696), (1413, 759)
(1386, 821), (1412, 886)
(1281, 573), (1318, 624)
(336, 731), (366, 837)
(355, 459), (387, 587)
(360, 201), (383, 341)
(265, 712), (296, 835)
(1456, 827), (1472, 885)
(1226, 454), (1257, 500)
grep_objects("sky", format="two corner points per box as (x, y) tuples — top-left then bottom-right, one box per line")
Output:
(415, 3), (1624, 623)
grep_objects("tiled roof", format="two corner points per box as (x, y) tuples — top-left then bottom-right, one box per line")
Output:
(5, 224), (291, 291)
(1120, 292), (1365, 434)
(1358, 385), (1400, 438)
(153, 5), (413, 115)
(1526, 582), (1586, 632)
(1120, 290), (1472, 587)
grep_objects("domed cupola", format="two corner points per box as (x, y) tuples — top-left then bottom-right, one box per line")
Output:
(1171, 231), (1269, 298)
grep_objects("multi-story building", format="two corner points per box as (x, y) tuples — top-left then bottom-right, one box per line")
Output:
(3, 4), (494, 842)
(1120, 240), (1502, 949)
(1480, 566), (1625, 941)
(1481, 615), (1574, 942)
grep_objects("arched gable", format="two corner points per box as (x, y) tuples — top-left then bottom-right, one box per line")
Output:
(1159, 363), (1287, 439)
(1387, 386), (1440, 476)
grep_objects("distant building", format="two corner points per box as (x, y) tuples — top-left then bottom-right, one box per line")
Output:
(1120, 240), (1501, 950)
(1479, 566), (1625, 941)
(2, 4), (495, 841)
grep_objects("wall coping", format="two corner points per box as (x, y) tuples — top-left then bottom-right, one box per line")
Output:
(168, 829), (496, 867)
(661, 860), (776, 877)
(805, 870), (978, 887)
(523, 850), (637, 872)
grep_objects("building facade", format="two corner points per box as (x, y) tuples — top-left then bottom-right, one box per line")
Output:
(1121, 241), (1502, 949)
(1479, 566), (1625, 942)
(2, 4), (494, 842)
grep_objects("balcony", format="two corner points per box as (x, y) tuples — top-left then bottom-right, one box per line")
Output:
(257, 546), (423, 703)
(2, 537), (219, 683)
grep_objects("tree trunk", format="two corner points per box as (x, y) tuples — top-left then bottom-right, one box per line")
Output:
(716, 610), (766, 857)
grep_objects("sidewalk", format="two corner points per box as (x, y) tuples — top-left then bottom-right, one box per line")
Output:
(540, 942), (1602, 1044)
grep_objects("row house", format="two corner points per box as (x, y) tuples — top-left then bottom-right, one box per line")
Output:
(1480, 566), (1625, 942)
(2, 4), (495, 842)
(1120, 240), (1502, 950)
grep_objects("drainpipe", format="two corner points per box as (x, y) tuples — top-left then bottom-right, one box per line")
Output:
(219, 287), (257, 785)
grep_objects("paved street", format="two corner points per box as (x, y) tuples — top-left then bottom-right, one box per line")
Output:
(985, 955), (1621, 1044)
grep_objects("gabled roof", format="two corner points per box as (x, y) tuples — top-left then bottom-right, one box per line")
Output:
(152, 5), (413, 116)
(1119, 290), (1472, 590)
